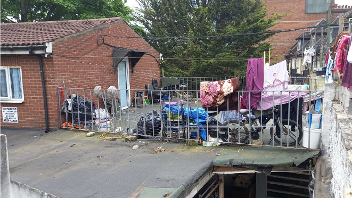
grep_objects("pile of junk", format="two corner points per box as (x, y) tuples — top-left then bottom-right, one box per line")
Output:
(61, 86), (121, 132)
(132, 103), (227, 143)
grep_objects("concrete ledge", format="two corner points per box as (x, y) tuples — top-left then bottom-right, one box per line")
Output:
(10, 180), (59, 198)
(324, 102), (352, 197)
(1, 134), (11, 198)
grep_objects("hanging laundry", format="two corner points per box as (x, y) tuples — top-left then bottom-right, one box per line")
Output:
(302, 47), (315, 66)
(332, 31), (350, 59)
(315, 98), (322, 112)
(334, 35), (350, 78)
(325, 51), (329, 65)
(200, 78), (240, 111)
(348, 40), (352, 63)
(263, 60), (290, 94)
(341, 35), (352, 90)
(242, 58), (264, 109)
(325, 54), (334, 83)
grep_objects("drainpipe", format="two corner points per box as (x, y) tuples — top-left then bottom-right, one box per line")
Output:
(37, 55), (49, 133)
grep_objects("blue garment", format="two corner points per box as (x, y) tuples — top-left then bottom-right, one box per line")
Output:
(325, 57), (334, 83)
(315, 98), (322, 112)
(221, 110), (239, 124)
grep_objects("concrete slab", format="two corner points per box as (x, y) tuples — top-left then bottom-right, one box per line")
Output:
(4, 129), (217, 198)
(2, 128), (319, 198)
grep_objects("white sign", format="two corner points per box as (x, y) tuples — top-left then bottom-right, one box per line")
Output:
(2, 107), (18, 123)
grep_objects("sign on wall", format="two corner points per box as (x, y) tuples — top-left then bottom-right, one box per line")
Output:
(2, 107), (18, 123)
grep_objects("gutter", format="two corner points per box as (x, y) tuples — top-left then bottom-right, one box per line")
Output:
(1, 43), (52, 57)
(36, 55), (50, 133)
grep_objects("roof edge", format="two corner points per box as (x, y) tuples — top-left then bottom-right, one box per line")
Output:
(1, 17), (122, 26)
(51, 17), (124, 44)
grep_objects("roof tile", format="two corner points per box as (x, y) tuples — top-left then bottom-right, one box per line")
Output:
(1, 17), (122, 46)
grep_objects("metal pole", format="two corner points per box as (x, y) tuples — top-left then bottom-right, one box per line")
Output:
(90, 89), (93, 131)
(58, 88), (62, 128)
(327, 5), (332, 48)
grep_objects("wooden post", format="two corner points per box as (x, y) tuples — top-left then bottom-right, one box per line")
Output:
(219, 174), (224, 198)
(339, 14), (344, 34)
(256, 173), (267, 198)
(320, 27), (324, 68)
(268, 49), (271, 65)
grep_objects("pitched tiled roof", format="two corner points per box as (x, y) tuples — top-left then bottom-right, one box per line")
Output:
(1, 17), (122, 46)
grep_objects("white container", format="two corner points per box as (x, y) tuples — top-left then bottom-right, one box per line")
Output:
(306, 113), (322, 129)
(303, 127), (321, 149)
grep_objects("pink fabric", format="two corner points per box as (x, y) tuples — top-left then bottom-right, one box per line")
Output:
(325, 51), (329, 66)
(334, 36), (350, 77)
(200, 78), (240, 108)
(256, 92), (307, 111)
(242, 58), (264, 109)
(208, 82), (220, 97)
(341, 36), (352, 90)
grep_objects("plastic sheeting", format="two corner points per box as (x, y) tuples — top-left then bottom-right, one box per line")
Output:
(163, 104), (208, 140)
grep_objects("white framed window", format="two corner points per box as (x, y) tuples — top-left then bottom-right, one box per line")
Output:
(1, 66), (24, 103)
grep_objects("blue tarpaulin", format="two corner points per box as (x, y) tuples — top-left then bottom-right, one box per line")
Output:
(163, 104), (208, 140)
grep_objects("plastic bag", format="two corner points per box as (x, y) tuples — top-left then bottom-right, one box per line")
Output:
(95, 109), (108, 119)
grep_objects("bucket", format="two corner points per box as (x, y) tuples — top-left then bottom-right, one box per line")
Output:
(306, 112), (322, 129)
(302, 127), (321, 149)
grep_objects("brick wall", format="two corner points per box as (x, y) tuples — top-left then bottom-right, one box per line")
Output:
(265, 0), (329, 63)
(0, 55), (52, 129)
(1, 20), (160, 129)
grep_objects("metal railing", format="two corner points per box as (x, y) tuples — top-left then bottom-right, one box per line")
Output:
(58, 86), (323, 149)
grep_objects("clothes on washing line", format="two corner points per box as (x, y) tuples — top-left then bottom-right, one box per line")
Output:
(334, 35), (350, 78)
(263, 60), (290, 94)
(242, 58), (264, 109)
(348, 41), (352, 63)
(325, 51), (329, 65)
(341, 35), (352, 90)
(315, 98), (322, 112)
(200, 78), (240, 111)
(302, 47), (315, 66)
(332, 31), (350, 59)
(325, 54), (334, 83)
(256, 91), (306, 111)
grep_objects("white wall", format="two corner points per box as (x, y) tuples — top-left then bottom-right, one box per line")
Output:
(10, 180), (58, 198)
(1, 134), (11, 198)
(321, 83), (352, 198)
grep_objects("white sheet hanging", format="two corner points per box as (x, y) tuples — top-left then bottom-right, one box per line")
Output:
(263, 60), (290, 94)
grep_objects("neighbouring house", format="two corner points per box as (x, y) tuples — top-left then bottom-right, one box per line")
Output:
(284, 8), (352, 90)
(0, 17), (160, 131)
(265, 0), (342, 64)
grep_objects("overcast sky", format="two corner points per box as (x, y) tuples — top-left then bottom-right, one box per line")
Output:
(125, 0), (352, 9)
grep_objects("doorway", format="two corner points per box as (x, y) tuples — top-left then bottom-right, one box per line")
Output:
(118, 60), (130, 109)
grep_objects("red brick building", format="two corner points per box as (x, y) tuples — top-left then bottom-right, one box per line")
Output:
(265, 0), (332, 63)
(0, 18), (160, 131)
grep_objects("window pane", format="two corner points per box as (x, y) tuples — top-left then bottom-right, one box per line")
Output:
(10, 68), (22, 99)
(1, 70), (8, 97)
